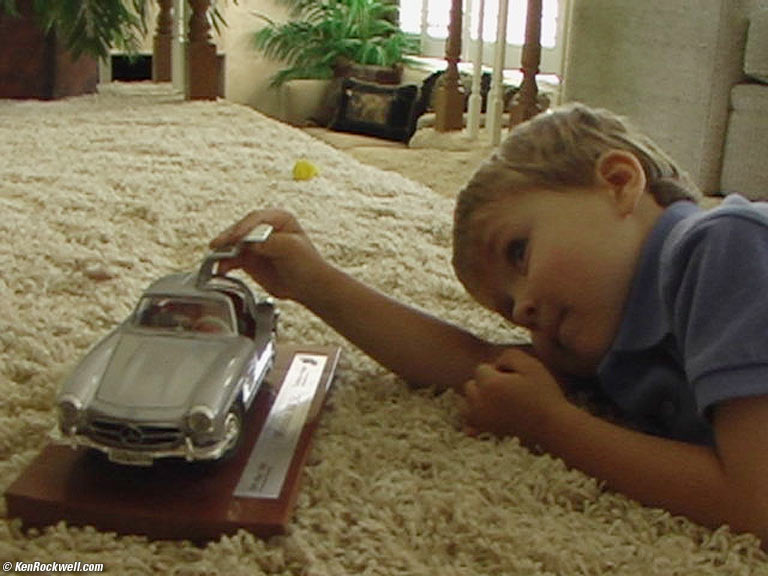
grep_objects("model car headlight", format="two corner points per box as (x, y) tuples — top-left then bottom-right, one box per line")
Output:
(58, 397), (83, 434)
(186, 406), (215, 436)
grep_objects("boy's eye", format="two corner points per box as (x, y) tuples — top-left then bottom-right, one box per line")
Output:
(506, 239), (528, 271)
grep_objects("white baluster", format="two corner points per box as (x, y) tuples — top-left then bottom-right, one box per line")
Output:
(487, 0), (509, 145)
(419, 0), (429, 54)
(466, 0), (486, 139)
(172, 0), (187, 93)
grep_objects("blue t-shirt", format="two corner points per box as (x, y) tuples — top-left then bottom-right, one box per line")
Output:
(597, 195), (768, 445)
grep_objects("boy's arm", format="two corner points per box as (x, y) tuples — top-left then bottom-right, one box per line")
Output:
(463, 349), (768, 543)
(211, 209), (504, 391)
(302, 262), (504, 390)
(553, 396), (768, 540)
(551, 394), (768, 544)
(709, 396), (768, 540)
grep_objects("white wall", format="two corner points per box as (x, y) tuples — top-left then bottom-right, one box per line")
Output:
(562, 0), (750, 194)
(219, 0), (290, 118)
(134, 0), (289, 117)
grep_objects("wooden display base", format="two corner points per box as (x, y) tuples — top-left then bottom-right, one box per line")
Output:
(4, 344), (341, 542)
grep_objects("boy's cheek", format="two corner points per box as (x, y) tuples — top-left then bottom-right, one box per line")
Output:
(542, 247), (594, 282)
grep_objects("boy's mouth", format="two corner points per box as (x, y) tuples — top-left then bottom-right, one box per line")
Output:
(528, 310), (568, 365)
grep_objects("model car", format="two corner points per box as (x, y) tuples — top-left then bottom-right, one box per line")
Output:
(56, 228), (277, 466)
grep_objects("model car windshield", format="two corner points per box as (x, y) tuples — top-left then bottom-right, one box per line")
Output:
(134, 296), (235, 335)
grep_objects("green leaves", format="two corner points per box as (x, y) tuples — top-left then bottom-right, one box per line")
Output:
(0, 0), (147, 58)
(0, 1), (233, 60)
(45, 0), (148, 58)
(0, 0), (19, 15)
(252, 0), (419, 87)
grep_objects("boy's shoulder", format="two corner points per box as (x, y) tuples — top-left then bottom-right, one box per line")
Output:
(656, 194), (768, 340)
(676, 194), (768, 234)
(662, 194), (768, 267)
(600, 194), (768, 442)
(658, 195), (768, 417)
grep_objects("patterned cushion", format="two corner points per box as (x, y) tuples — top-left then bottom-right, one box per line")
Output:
(330, 77), (419, 142)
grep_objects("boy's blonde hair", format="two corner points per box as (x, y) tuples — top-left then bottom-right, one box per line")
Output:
(453, 103), (701, 287)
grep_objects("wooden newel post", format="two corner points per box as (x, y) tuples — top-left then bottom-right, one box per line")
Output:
(153, 0), (173, 82)
(186, 0), (218, 100)
(508, 0), (543, 126)
(433, 0), (465, 132)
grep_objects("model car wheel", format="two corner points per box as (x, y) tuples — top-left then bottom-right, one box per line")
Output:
(221, 400), (244, 460)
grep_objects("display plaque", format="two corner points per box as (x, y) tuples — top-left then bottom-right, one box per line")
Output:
(4, 344), (341, 542)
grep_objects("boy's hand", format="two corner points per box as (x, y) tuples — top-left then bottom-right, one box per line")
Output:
(458, 348), (570, 444)
(210, 209), (326, 303)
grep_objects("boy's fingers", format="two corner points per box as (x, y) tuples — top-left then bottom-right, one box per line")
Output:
(210, 220), (248, 249)
(210, 209), (296, 249)
(495, 347), (542, 375)
(209, 214), (262, 248)
(457, 382), (481, 437)
(474, 362), (520, 388)
(473, 363), (499, 384)
(457, 380), (474, 412)
(214, 256), (240, 275)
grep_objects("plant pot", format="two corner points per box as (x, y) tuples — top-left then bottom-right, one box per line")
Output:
(334, 60), (404, 85)
(0, 1), (98, 99)
(279, 79), (335, 126)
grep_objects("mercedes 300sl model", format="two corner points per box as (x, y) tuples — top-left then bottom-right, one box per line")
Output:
(56, 226), (277, 466)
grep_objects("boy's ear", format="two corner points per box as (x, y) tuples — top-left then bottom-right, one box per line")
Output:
(595, 150), (647, 215)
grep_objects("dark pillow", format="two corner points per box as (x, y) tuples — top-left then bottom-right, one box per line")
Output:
(413, 70), (519, 119)
(330, 77), (419, 142)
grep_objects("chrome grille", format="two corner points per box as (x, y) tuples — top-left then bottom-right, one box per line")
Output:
(87, 419), (183, 450)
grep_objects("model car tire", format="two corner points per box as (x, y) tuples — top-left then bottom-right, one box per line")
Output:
(220, 400), (245, 461)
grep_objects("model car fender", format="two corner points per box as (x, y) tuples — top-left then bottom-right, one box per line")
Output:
(186, 336), (255, 412)
(57, 327), (123, 408)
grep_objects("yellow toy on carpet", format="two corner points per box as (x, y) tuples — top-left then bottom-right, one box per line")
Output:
(293, 159), (318, 181)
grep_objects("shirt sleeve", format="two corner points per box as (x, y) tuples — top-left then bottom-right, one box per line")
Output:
(662, 208), (768, 414)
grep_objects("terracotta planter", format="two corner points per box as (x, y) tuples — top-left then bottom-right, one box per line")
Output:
(0, 1), (98, 100)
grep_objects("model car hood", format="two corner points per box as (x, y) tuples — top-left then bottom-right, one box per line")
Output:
(95, 331), (241, 409)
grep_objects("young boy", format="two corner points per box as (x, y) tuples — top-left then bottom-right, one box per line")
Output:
(210, 104), (768, 544)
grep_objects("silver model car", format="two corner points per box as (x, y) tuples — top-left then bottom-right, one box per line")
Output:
(56, 228), (277, 466)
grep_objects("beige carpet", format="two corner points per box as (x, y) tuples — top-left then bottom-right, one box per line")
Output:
(1, 83), (766, 575)
(302, 127), (494, 201)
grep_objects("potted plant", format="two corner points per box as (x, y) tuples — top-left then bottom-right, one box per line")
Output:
(252, 0), (418, 88)
(0, 0), (235, 99)
(0, 0), (152, 58)
(0, 0), (151, 98)
(252, 0), (417, 126)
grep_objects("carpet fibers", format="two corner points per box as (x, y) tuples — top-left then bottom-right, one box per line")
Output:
(1, 84), (766, 575)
